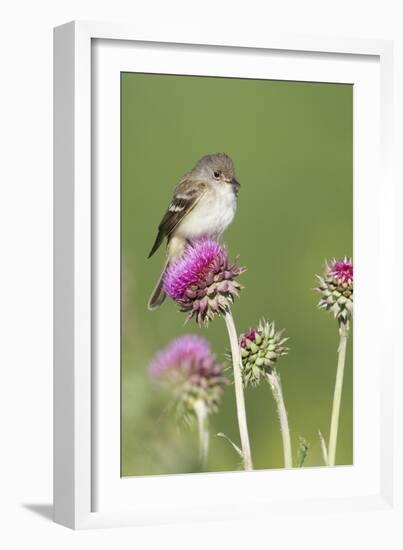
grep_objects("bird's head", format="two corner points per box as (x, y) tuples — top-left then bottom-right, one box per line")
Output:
(193, 153), (240, 194)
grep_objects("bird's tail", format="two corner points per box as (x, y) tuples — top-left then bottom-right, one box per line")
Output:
(147, 262), (168, 310)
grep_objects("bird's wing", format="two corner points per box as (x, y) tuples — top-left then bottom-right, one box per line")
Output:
(148, 177), (207, 258)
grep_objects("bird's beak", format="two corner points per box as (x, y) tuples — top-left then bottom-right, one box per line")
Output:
(232, 177), (240, 190)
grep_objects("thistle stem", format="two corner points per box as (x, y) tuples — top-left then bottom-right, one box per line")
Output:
(328, 322), (350, 467)
(224, 310), (253, 471)
(194, 400), (209, 469)
(267, 371), (292, 469)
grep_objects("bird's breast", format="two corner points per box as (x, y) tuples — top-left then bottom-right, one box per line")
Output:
(176, 185), (237, 240)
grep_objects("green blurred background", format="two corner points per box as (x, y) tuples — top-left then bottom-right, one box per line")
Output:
(121, 73), (353, 476)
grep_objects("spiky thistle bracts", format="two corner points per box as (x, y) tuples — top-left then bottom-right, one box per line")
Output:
(239, 320), (289, 386)
(315, 258), (353, 325)
(163, 239), (245, 325)
(149, 334), (226, 414)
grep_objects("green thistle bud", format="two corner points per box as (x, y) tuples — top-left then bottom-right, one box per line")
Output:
(315, 258), (353, 325)
(239, 320), (289, 386)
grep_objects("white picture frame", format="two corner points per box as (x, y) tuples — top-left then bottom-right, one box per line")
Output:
(54, 20), (399, 530)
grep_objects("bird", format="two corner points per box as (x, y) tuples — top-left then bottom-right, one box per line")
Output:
(147, 152), (240, 310)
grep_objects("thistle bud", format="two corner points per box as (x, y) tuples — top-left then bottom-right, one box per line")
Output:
(315, 258), (353, 324)
(239, 320), (289, 386)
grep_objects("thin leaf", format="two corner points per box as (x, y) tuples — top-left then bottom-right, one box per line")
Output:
(217, 432), (244, 459)
(318, 430), (329, 465)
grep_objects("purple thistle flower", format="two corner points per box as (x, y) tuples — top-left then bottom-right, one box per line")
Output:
(330, 258), (353, 284)
(149, 334), (226, 414)
(163, 239), (244, 325)
(315, 257), (353, 324)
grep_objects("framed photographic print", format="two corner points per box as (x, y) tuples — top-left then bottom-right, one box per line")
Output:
(54, 21), (399, 530)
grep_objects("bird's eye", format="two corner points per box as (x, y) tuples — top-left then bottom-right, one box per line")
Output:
(213, 171), (220, 178)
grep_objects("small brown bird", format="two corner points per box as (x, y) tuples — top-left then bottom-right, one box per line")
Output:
(147, 153), (240, 310)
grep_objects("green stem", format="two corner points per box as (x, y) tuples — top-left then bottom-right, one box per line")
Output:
(267, 371), (292, 469)
(194, 400), (209, 469)
(328, 322), (350, 467)
(224, 310), (253, 471)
